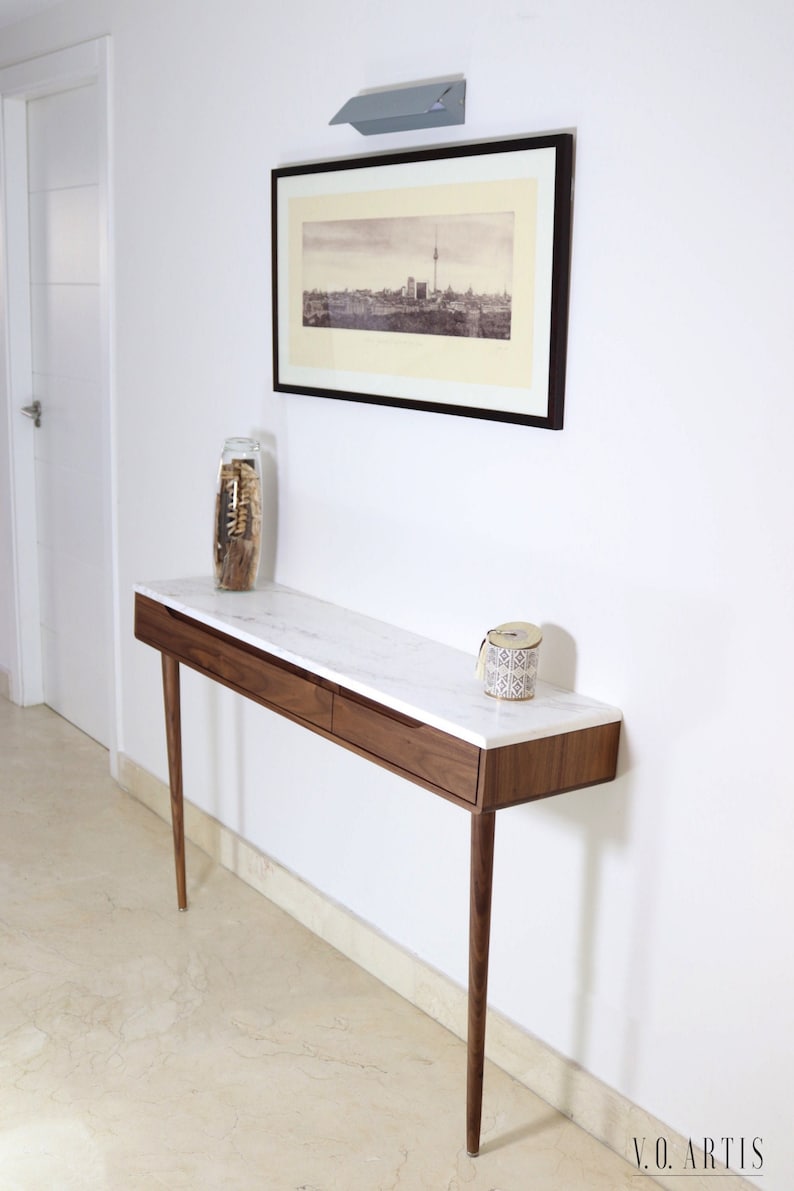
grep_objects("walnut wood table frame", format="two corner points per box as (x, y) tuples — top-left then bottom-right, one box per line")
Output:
(134, 580), (622, 1156)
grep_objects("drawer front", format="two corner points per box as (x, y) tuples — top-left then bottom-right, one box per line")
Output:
(333, 692), (480, 803)
(135, 595), (333, 730)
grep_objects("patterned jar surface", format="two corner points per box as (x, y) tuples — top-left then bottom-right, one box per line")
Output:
(480, 621), (542, 700)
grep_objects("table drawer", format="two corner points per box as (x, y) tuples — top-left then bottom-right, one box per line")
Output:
(135, 595), (333, 731)
(333, 691), (480, 803)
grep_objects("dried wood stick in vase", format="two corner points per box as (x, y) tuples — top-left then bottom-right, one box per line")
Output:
(214, 456), (262, 590)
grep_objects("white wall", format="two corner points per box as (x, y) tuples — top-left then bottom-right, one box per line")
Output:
(2, 1), (792, 1185)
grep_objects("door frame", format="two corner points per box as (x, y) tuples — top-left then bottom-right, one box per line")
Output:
(0, 38), (118, 767)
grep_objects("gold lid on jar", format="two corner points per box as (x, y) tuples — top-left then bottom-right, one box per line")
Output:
(484, 622), (542, 650)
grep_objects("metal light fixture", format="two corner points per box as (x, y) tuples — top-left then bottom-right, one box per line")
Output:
(330, 78), (466, 136)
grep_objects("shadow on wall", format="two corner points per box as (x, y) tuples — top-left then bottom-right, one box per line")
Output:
(536, 622), (635, 1125)
(253, 428), (279, 583)
(538, 622), (579, 693)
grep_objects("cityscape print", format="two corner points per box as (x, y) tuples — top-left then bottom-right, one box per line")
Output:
(302, 212), (514, 341)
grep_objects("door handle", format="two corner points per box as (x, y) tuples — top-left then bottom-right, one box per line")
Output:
(21, 399), (42, 428)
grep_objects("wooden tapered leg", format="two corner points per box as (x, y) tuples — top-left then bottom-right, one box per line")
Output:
(161, 653), (187, 910)
(467, 811), (496, 1156)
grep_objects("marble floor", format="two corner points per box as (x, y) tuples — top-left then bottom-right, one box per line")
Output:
(1, 696), (652, 1190)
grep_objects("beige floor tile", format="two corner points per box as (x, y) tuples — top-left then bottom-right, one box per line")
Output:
(1, 698), (651, 1190)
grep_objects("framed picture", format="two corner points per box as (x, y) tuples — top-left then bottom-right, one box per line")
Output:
(272, 133), (573, 429)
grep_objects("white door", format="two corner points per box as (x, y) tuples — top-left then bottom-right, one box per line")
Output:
(27, 82), (109, 746)
(0, 41), (114, 753)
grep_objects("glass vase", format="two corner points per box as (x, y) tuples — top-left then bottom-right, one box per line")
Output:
(213, 437), (262, 591)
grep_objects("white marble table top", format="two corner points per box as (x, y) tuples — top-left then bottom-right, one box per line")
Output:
(135, 577), (622, 750)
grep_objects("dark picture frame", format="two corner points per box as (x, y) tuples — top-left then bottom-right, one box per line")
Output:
(272, 133), (573, 429)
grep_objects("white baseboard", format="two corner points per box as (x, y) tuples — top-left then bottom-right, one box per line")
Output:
(117, 754), (756, 1191)
(0, 668), (10, 700)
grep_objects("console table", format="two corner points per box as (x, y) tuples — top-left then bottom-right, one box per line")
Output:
(134, 577), (622, 1155)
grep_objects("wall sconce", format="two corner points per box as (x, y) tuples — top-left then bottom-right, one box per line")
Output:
(330, 78), (466, 136)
